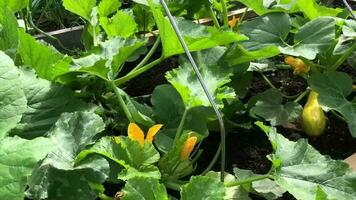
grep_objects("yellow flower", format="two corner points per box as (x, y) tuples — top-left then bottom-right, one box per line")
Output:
(284, 56), (310, 75)
(180, 135), (198, 161)
(228, 16), (239, 28)
(127, 123), (163, 145)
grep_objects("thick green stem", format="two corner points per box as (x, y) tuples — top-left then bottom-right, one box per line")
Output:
(220, 0), (229, 26)
(114, 55), (165, 85)
(109, 81), (133, 122)
(224, 174), (272, 187)
(164, 180), (182, 191)
(294, 89), (310, 103)
(173, 109), (189, 145)
(330, 42), (356, 71)
(134, 37), (161, 70)
(208, 7), (220, 29)
(201, 143), (222, 175)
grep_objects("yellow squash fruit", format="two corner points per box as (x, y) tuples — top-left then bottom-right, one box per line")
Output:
(301, 91), (326, 137)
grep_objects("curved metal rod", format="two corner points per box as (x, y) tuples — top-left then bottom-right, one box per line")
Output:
(342, 0), (356, 20)
(159, 0), (226, 182)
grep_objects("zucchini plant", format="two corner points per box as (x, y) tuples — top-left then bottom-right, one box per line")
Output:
(0, 0), (355, 200)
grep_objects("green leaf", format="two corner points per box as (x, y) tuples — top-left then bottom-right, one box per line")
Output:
(225, 45), (280, 65)
(181, 176), (225, 200)
(237, 0), (297, 15)
(0, 136), (54, 200)
(166, 47), (235, 109)
(148, 0), (247, 57)
(98, 0), (121, 17)
(239, 12), (290, 51)
(308, 71), (356, 137)
(72, 37), (146, 80)
(26, 111), (109, 200)
(280, 17), (335, 60)
(237, 0), (342, 19)
(0, 0), (29, 12)
(0, 51), (27, 139)
(151, 85), (211, 152)
(250, 89), (302, 126)
(0, 6), (18, 58)
(18, 30), (71, 80)
(121, 177), (168, 200)
(10, 69), (92, 139)
(76, 136), (160, 170)
(256, 122), (356, 200)
(296, 0), (343, 20)
(100, 10), (138, 38)
(63, 0), (96, 21)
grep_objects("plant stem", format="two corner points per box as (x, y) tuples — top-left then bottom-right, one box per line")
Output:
(220, 0), (229, 26)
(260, 73), (277, 89)
(208, 7), (220, 29)
(173, 109), (189, 145)
(294, 89), (310, 103)
(224, 174), (272, 187)
(164, 181), (181, 191)
(201, 143), (222, 175)
(133, 37), (161, 71)
(330, 42), (356, 71)
(239, 7), (249, 23)
(114, 55), (165, 85)
(109, 81), (133, 122)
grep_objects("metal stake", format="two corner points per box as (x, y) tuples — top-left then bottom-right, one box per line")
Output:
(159, 0), (226, 182)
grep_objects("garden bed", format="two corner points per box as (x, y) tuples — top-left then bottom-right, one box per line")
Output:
(1, 0), (356, 200)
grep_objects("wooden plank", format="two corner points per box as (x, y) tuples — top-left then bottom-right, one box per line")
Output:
(34, 8), (256, 51)
(345, 153), (356, 171)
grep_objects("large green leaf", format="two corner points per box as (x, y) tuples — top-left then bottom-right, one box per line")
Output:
(100, 10), (137, 38)
(148, 0), (247, 57)
(18, 30), (71, 80)
(280, 17), (335, 59)
(62, 0), (96, 21)
(308, 71), (356, 137)
(239, 12), (290, 51)
(10, 69), (91, 139)
(226, 12), (290, 64)
(26, 111), (109, 200)
(180, 176), (225, 200)
(166, 47), (235, 109)
(75, 136), (160, 176)
(0, 136), (54, 200)
(121, 177), (168, 200)
(250, 89), (302, 126)
(0, 6), (18, 57)
(72, 37), (146, 80)
(257, 122), (356, 200)
(0, 51), (27, 139)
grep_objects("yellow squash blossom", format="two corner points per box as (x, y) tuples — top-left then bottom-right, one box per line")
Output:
(228, 16), (239, 28)
(180, 135), (198, 161)
(128, 123), (163, 145)
(285, 56), (310, 75)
